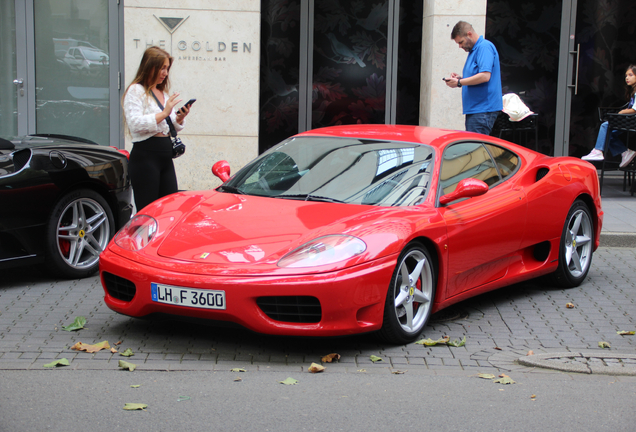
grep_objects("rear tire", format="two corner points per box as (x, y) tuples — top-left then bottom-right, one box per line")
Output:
(45, 189), (115, 279)
(378, 242), (436, 344)
(548, 199), (594, 288)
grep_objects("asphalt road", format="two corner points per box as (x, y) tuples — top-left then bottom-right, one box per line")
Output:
(2, 369), (635, 432)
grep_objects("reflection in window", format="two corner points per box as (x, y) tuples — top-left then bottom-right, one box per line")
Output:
(376, 148), (414, 176)
(224, 137), (434, 207)
(440, 143), (499, 195)
(485, 144), (519, 180)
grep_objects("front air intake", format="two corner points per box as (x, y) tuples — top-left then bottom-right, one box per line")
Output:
(256, 296), (322, 323)
(102, 272), (137, 302)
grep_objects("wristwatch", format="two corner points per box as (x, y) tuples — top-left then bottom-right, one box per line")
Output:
(457, 79), (462, 88)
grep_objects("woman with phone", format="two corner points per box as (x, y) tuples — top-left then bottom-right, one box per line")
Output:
(122, 46), (193, 211)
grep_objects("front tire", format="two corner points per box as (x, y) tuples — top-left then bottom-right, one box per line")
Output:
(548, 199), (594, 288)
(378, 242), (436, 344)
(45, 189), (115, 279)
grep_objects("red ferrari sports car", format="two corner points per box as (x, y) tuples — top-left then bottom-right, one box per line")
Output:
(99, 125), (602, 344)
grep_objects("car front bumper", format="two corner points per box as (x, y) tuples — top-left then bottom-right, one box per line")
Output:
(99, 248), (397, 337)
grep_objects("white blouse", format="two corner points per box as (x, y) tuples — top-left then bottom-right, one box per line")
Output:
(123, 83), (185, 143)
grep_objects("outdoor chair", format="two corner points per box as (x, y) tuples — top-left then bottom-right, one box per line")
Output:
(594, 103), (636, 194)
(491, 111), (539, 151)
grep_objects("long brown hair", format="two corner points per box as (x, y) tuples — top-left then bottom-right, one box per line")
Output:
(127, 46), (173, 95)
(627, 64), (636, 100)
(122, 46), (173, 135)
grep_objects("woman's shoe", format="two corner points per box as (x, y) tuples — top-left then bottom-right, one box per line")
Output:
(620, 149), (636, 168)
(582, 149), (604, 161)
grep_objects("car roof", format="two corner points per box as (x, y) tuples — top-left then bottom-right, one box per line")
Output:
(296, 125), (480, 149)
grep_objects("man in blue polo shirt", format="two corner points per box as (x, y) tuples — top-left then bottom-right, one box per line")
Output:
(445, 21), (502, 135)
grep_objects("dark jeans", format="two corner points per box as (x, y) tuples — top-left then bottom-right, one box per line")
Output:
(465, 111), (499, 135)
(129, 136), (178, 212)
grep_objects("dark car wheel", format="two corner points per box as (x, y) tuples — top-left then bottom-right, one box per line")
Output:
(45, 189), (115, 279)
(378, 242), (436, 344)
(548, 199), (594, 288)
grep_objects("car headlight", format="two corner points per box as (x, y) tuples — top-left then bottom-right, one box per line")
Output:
(277, 235), (366, 268)
(114, 215), (158, 251)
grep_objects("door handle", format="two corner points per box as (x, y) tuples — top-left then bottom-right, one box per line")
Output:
(13, 78), (24, 96)
(567, 44), (580, 95)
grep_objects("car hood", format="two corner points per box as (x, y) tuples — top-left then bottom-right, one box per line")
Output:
(155, 192), (378, 266)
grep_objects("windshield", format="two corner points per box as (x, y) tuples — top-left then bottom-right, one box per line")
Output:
(222, 136), (434, 206)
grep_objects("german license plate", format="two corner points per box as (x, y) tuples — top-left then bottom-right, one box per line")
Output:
(151, 283), (226, 310)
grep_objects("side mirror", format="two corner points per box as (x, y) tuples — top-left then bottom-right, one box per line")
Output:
(212, 160), (231, 182)
(439, 178), (488, 205)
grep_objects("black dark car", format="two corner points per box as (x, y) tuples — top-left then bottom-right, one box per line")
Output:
(0, 134), (133, 278)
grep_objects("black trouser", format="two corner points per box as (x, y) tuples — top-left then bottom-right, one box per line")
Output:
(129, 136), (178, 212)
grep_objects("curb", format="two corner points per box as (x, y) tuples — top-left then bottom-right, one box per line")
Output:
(517, 351), (636, 376)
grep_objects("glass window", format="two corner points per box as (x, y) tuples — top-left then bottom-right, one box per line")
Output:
(440, 142), (500, 195)
(224, 136), (434, 207)
(484, 143), (519, 181)
(34, 0), (110, 144)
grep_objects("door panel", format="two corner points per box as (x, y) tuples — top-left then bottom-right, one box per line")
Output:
(1, 0), (19, 137)
(439, 143), (527, 297)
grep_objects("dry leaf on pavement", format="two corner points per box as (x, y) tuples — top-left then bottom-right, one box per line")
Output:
(308, 363), (325, 373)
(71, 341), (110, 353)
(321, 353), (341, 363)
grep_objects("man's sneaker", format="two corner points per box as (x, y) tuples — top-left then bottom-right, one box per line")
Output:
(620, 149), (636, 168)
(582, 149), (604, 161)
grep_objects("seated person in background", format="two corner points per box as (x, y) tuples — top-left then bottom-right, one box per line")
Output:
(582, 64), (636, 168)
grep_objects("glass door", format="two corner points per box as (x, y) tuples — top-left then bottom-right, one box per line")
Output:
(1, 0), (22, 137)
(5, 0), (122, 146)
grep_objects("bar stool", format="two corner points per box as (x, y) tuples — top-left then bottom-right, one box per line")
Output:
(491, 112), (539, 151)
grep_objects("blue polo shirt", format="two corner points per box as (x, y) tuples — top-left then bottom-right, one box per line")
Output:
(462, 36), (503, 115)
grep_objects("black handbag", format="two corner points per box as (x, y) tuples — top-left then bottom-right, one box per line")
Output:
(151, 92), (186, 158)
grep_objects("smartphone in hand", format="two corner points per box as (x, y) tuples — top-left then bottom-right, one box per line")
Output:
(179, 98), (196, 114)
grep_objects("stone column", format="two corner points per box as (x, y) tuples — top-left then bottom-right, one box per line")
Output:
(419, 0), (487, 131)
(124, 0), (260, 191)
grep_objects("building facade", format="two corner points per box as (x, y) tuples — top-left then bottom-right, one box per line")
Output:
(3, 0), (635, 191)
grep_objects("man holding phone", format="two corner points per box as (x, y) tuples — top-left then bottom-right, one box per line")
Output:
(444, 21), (502, 135)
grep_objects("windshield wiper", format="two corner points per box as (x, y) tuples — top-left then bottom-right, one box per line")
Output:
(276, 194), (345, 203)
(217, 185), (245, 195)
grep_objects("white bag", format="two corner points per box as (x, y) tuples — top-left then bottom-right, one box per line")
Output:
(502, 93), (534, 122)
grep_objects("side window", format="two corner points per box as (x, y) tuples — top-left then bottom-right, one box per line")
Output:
(484, 144), (519, 180)
(439, 142), (500, 195)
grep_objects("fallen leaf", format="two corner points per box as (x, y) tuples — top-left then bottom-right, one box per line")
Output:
(177, 396), (190, 402)
(123, 403), (147, 411)
(115, 341), (122, 345)
(527, 350), (534, 356)
(599, 341), (611, 349)
(617, 330), (636, 336)
(71, 341), (110, 353)
(415, 336), (465, 347)
(43, 358), (70, 368)
(321, 353), (341, 363)
(447, 336), (467, 347)
(120, 348), (134, 357)
(62, 316), (86, 332)
(493, 376), (516, 385)
(130, 385), (140, 388)
(357, 369), (367, 373)
(565, 303), (575, 309)
(119, 360), (137, 371)
(494, 347), (502, 350)
(369, 355), (383, 363)
(530, 394), (536, 399)
(230, 368), (246, 372)
(110, 347), (118, 353)
(279, 377), (298, 385)
(478, 373), (496, 379)
(391, 370), (406, 374)
(308, 362), (325, 373)
(234, 377), (242, 382)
